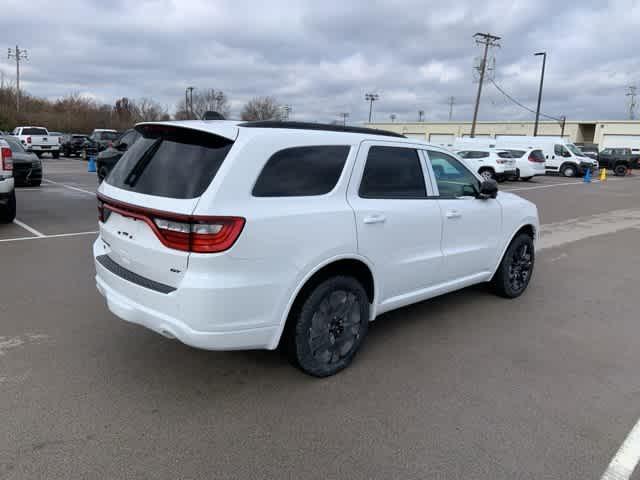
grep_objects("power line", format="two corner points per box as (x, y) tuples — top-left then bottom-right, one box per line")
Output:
(489, 78), (561, 122)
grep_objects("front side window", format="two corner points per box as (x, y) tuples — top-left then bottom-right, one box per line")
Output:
(601, 149), (611, 155)
(252, 145), (350, 197)
(427, 150), (480, 199)
(359, 146), (426, 199)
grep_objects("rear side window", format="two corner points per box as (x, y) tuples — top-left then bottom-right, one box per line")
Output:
(107, 125), (233, 199)
(22, 128), (47, 135)
(359, 146), (426, 199)
(252, 146), (350, 197)
(530, 150), (545, 162)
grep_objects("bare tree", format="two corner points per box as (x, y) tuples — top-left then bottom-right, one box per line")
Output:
(240, 96), (281, 121)
(136, 98), (167, 122)
(192, 89), (231, 118)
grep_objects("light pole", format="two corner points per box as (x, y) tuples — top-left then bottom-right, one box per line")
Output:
(339, 112), (349, 126)
(533, 52), (546, 136)
(418, 110), (424, 122)
(365, 93), (379, 123)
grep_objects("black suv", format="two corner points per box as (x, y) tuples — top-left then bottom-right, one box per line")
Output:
(61, 134), (91, 157)
(96, 129), (141, 182)
(598, 148), (639, 175)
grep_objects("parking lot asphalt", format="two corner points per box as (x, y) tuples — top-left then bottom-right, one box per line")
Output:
(2, 158), (640, 479)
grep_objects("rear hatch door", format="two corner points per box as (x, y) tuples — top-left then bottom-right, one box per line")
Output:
(97, 122), (237, 288)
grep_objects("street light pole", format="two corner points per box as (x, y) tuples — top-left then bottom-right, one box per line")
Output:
(533, 51), (547, 137)
(365, 93), (379, 123)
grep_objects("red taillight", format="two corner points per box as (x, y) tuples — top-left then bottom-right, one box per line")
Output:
(26, 136), (31, 144)
(1, 147), (12, 171)
(97, 195), (245, 253)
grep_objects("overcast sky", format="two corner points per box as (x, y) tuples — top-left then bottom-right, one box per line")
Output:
(1, 0), (639, 123)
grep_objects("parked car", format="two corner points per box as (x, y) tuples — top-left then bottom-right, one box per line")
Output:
(96, 129), (141, 182)
(11, 126), (61, 158)
(61, 134), (91, 157)
(577, 144), (599, 162)
(598, 148), (639, 175)
(455, 148), (518, 182)
(94, 120), (539, 377)
(1, 136), (42, 186)
(501, 149), (547, 181)
(89, 129), (119, 152)
(0, 138), (16, 223)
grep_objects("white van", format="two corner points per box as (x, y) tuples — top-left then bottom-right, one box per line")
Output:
(494, 136), (597, 177)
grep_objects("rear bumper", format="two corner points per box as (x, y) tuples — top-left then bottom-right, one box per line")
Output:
(93, 238), (283, 351)
(496, 169), (517, 179)
(27, 145), (60, 152)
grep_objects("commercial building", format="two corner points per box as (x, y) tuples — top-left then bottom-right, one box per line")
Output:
(365, 120), (640, 149)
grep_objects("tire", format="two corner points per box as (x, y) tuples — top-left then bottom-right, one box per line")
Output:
(492, 233), (535, 299)
(479, 169), (495, 181)
(0, 190), (17, 224)
(520, 177), (533, 182)
(285, 276), (369, 377)
(98, 166), (109, 183)
(614, 164), (628, 176)
(560, 164), (577, 177)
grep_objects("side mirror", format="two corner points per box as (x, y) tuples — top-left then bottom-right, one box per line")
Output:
(478, 179), (498, 199)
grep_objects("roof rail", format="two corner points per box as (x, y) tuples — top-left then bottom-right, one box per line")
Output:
(237, 121), (406, 138)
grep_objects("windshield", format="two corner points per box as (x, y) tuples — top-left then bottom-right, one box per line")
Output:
(97, 131), (119, 141)
(4, 136), (26, 153)
(566, 144), (584, 156)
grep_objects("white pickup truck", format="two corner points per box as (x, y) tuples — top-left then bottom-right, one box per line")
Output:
(12, 126), (61, 158)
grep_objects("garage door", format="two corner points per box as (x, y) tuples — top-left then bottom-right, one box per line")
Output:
(601, 134), (640, 150)
(428, 134), (455, 146)
(404, 133), (426, 140)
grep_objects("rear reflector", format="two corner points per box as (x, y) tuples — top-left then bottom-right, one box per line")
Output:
(97, 194), (245, 253)
(1, 147), (12, 170)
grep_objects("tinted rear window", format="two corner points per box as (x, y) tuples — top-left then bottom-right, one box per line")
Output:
(106, 125), (233, 199)
(97, 131), (119, 141)
(507, 150), (526, 158)
(253, 146), (349, 197)
(359, 146), (426, 199)
(22, 128), (48, 135)
(530, 150), (545, 161)
(497, 151), (512, 159)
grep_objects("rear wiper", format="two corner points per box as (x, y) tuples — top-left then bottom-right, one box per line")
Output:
(124, 138), (163, 187)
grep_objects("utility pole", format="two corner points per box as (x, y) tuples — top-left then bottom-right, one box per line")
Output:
(365, 93), (379, 123)
(533, 51), (547, 136)
(418, 110), (424, 122)
(8, 45), (28, 113)
(626, 86), (637, 120)
(559, 115), (566, 137)
(470, 33), (500, 137)
(339, 112), (349, 126)
(390, 114), (396, 123)
(281, 105), (291, 121)
(448, 96), (455, 121)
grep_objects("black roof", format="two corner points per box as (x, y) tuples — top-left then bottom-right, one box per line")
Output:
(237, 121), (406, 138)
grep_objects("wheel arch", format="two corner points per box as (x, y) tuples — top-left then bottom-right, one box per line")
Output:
(491, 222), (537, 279)
(559, 161), (578, 176)
(269, 254), (377, 349)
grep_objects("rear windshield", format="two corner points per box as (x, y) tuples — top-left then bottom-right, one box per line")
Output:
(106, 125), (233, 199)
(497, 152), (512, 159)
(96, 131), (119, 141)
(22, 128), (48, 135)
(530, 150), (545, 162)
(506, 150), (526, 158)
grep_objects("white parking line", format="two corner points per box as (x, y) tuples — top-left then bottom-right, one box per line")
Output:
(13, 219), (45, 237)
(503, 180), (598, 192)
(601, 418), (640, 480)
(0, 230), (98, 243)
(42, 179), (95, 196)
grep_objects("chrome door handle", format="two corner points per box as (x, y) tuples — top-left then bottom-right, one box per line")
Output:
(446, 210), (462, 219)
(363, 214), (386, 224)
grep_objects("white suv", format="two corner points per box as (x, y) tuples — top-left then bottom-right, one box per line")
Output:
(0, 138), (16, 223)
(455, 148), (518, 182)
(94, 121), (539, 377)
